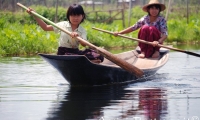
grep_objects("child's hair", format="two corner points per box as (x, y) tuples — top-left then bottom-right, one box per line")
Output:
(66, 4), (86, 23)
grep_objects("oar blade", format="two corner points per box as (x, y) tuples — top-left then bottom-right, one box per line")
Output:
(185, 51), (200, 57)
(97, 47), (144, 78)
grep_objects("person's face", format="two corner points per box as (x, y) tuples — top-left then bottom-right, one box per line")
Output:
(69, 14), (84, 25)
(148, 6), (160, 17)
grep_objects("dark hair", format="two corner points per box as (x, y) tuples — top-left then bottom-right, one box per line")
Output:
(147, 4), (161, 15)
(66, 4), (86, 23)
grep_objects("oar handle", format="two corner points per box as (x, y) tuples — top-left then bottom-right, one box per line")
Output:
(93, 27), (200, 58)
(17, 3), (144, 77)
(92, 27), (154, 45)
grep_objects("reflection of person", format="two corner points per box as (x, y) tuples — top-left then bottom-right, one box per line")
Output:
(139, 88), (167, 120)
(27, 4), (103, 63)
(114, 0), (168, 58)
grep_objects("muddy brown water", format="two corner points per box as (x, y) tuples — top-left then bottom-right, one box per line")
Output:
(0, 49), (200, 120)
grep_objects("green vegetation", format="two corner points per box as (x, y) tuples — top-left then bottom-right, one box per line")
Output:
(0, 22), (58, 56)
(0, 5), (200, 57)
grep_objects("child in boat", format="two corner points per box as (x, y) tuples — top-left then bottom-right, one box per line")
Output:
(113, 0), (168, 58)
(27, 4), (104, 63)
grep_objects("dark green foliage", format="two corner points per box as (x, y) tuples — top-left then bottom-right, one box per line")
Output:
(1, 4), (200, 56)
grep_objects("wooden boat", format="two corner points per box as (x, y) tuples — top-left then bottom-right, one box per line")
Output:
(38, 48), (169, 86)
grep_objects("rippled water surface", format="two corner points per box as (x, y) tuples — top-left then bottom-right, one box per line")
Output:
(0, 50), (200, 120)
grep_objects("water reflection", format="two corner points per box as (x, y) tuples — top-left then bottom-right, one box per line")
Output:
(138, 88), (167, 120)
(46, 85), (168, 120)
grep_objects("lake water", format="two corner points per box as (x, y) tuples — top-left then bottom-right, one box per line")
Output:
(0, 48), (200, 120)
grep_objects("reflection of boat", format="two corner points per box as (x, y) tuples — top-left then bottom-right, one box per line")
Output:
(46, 85), (168, 120)
(46, 85), (124, 120)
(39, 48), (169, 86)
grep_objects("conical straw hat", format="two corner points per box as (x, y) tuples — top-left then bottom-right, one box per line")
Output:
(142, 0), (166, 12)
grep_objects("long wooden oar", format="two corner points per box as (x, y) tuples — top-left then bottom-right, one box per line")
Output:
(17, 3), (144, 78)
(93, 27), (200, 58)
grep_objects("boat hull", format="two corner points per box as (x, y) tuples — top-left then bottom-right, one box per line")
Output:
(39, 49), (169, 86)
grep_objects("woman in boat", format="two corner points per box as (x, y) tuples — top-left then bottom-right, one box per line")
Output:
(27, 4), (104, 63)
(113, 0), (168, 58)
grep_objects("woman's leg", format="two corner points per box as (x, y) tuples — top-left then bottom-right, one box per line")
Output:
(149, 26), (161, 58)
(138, 25), (149, 58)
(151, 51), (160, 58)
(138, 25), (161, 58)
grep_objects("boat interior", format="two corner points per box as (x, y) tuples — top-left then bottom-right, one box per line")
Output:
(100, 48), (169, 69)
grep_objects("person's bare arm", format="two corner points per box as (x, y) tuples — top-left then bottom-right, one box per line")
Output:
(158, 35), (167, 44)
(152, 35), (167, 47)
(79, 41), (86, 47)
(27, 8), (53, 31)
(70, 32), (86, 47)
(113, 26), (134, 36)
(33, 16), (53, 31)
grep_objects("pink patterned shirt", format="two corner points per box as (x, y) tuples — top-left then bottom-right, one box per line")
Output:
(132, 15), (168, 36)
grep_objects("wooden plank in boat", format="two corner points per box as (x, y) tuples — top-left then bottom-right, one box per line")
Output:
(101, 50), (138, 66)
(134, 58), (159, 69)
